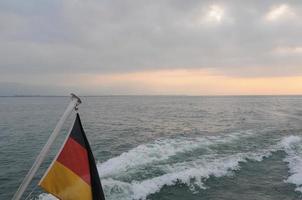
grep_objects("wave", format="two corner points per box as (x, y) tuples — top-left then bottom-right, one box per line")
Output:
(101, 151), (272, 200)
(42, 132), (302, 200)
(95, 129), (273, 200)
(98, 131), (254, 177)
(38, 132), (257, 200)
(280, 135), (302, 193)
(36, 150), (273, 200)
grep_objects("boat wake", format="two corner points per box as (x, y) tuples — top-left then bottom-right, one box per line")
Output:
(100, 152), (272, 200)
(281, 136), (302, 192)
(38, 133), (302, 200)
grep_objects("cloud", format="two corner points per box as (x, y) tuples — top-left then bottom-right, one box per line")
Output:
(265, 4), (296, 21)
(273, 46), (302, 55)
(0, 0), (302, 94)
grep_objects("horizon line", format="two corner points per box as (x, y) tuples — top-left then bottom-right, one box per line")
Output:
(1, 94), (302, 97)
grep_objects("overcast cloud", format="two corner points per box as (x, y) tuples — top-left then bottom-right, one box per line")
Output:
(1, 0), (302, 95)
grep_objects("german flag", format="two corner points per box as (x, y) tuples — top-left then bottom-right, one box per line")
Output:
(39, 114), (105, 200)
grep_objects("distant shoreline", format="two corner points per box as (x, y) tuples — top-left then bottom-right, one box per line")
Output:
(1, 94), (302, 98)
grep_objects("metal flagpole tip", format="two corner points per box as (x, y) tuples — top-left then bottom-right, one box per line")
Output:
(70, 93), (82, 105)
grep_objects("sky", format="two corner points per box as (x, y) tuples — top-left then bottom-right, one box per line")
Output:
(1, 0), (302, 95)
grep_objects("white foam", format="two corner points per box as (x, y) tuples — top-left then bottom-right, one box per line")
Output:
(280, 135), (301, 150)
(98, 132), (253, 177)
(36, 193), (56, 200)
(39, 132), (260, 200)
(101, 151), (272, 200)
(99, 135), (302, 199)
(280, 136), (302, 192)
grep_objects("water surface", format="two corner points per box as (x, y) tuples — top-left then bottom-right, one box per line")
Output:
(1, 96), (302, 200)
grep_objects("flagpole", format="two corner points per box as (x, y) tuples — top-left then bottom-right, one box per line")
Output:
(12, 93), (82, 200)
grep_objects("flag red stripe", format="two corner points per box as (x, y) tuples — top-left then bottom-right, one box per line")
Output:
(56, 137), (91, 185)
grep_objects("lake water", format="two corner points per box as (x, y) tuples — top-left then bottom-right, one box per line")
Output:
(1, 96), (302, 200)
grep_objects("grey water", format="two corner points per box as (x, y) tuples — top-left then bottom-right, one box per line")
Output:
(1, 96), (302, 200)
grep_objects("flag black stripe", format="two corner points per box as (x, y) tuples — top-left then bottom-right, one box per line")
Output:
(69, 114), (86, 148)
(76, 113), (106, 200)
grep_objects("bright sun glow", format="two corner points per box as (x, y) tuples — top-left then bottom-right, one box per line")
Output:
(190, 4), (225, 27)
(76, 69), (302, 95)
(206, 5), (224, 22)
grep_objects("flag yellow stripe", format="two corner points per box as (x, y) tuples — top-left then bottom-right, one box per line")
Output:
(39, 161), (92, 200)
